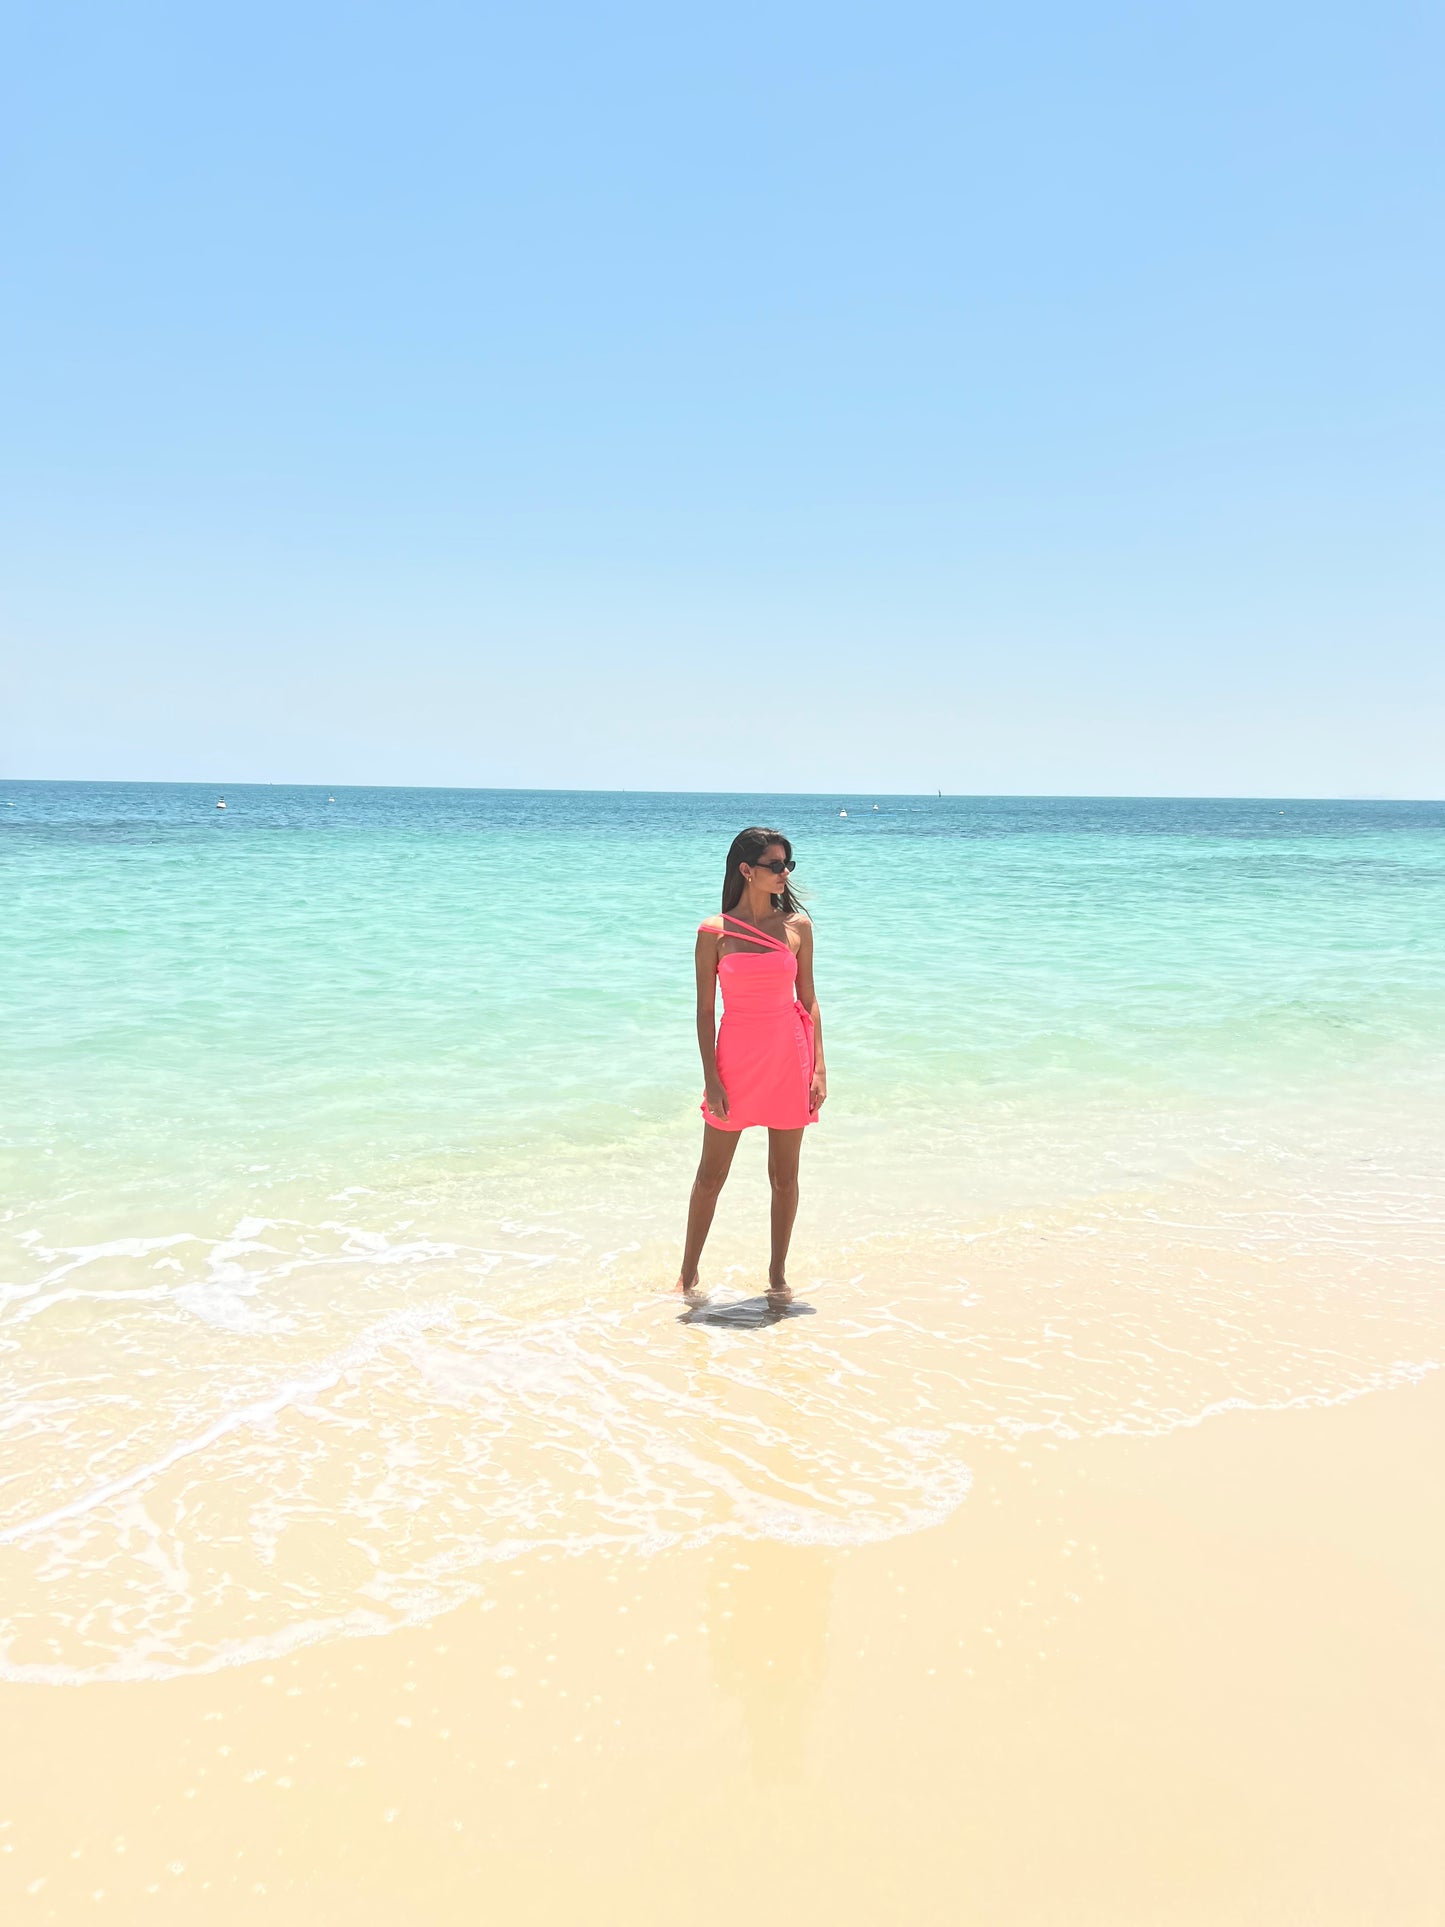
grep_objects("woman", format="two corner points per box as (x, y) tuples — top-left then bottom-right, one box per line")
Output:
(674, 826), (826, 1309)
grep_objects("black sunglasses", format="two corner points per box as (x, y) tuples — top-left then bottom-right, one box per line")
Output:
(751, 858), (796, 875)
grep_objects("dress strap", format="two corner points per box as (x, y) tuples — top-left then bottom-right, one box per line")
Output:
(717, 913), (793, 955)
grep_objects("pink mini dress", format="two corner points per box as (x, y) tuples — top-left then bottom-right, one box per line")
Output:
(699, 913), (819, 1133)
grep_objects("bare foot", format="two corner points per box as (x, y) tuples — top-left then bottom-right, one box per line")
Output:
(673, 1276), (709, 1307)
(765, 1277), (793, 1309)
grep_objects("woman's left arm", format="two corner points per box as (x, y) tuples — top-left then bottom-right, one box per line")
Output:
(794, 917), (826, 1112)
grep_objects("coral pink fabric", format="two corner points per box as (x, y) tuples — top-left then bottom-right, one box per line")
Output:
(698, 914), (818, 1132)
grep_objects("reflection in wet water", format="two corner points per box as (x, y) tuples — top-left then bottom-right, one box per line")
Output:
(709, 1540), (834, 1782)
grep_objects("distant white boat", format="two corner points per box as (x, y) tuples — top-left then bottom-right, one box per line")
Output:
(873, 804), (879, 810)
(839, 809), (847, 817)
(216, 798), (226, 809)
(328, 796), (335, 803)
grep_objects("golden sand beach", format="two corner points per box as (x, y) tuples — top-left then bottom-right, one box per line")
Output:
(5, 1370), (1441, 1924)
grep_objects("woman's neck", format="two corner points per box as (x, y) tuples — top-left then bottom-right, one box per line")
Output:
(733, 887), (778, 924)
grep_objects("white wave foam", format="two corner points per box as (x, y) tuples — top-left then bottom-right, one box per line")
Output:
(0, 1296), (463, 1548)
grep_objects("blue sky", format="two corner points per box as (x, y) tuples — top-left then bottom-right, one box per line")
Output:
(3, 0), (1440, 794)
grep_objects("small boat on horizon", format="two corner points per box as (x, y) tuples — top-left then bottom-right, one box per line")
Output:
(216, 797), (227, 810)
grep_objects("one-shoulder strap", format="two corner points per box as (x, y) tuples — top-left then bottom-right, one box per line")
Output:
(717, 913), (793, 955)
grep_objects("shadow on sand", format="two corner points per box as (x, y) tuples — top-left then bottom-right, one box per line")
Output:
(678, 1296), (817, 1330)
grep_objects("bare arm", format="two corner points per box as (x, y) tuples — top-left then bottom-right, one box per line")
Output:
(793, 916), (827, 1110)
(694, 922), (729, 1120)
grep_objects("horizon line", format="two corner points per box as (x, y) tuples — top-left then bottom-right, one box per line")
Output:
(0, 778), (1438, 805)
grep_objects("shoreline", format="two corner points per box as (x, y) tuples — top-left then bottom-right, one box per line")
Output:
(5, 1374), (1442, 1923)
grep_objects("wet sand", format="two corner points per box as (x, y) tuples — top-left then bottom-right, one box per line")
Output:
(4, 1374), (1442, 1924)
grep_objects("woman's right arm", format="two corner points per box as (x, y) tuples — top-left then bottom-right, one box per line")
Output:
(695, 925), (729, 1120)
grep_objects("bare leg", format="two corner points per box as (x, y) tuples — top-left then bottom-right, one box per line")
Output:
(766, 1128), (804, 1305)
(675, 1124), (742, 1302)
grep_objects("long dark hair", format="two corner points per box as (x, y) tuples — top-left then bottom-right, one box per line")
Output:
(720, 826), (802, 917)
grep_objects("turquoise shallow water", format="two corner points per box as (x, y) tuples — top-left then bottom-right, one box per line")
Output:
(3, 784), (1444, 1679)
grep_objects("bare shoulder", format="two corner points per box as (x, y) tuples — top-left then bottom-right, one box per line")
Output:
(696, 914), (725, 940)
(785, 910), (813, 947)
